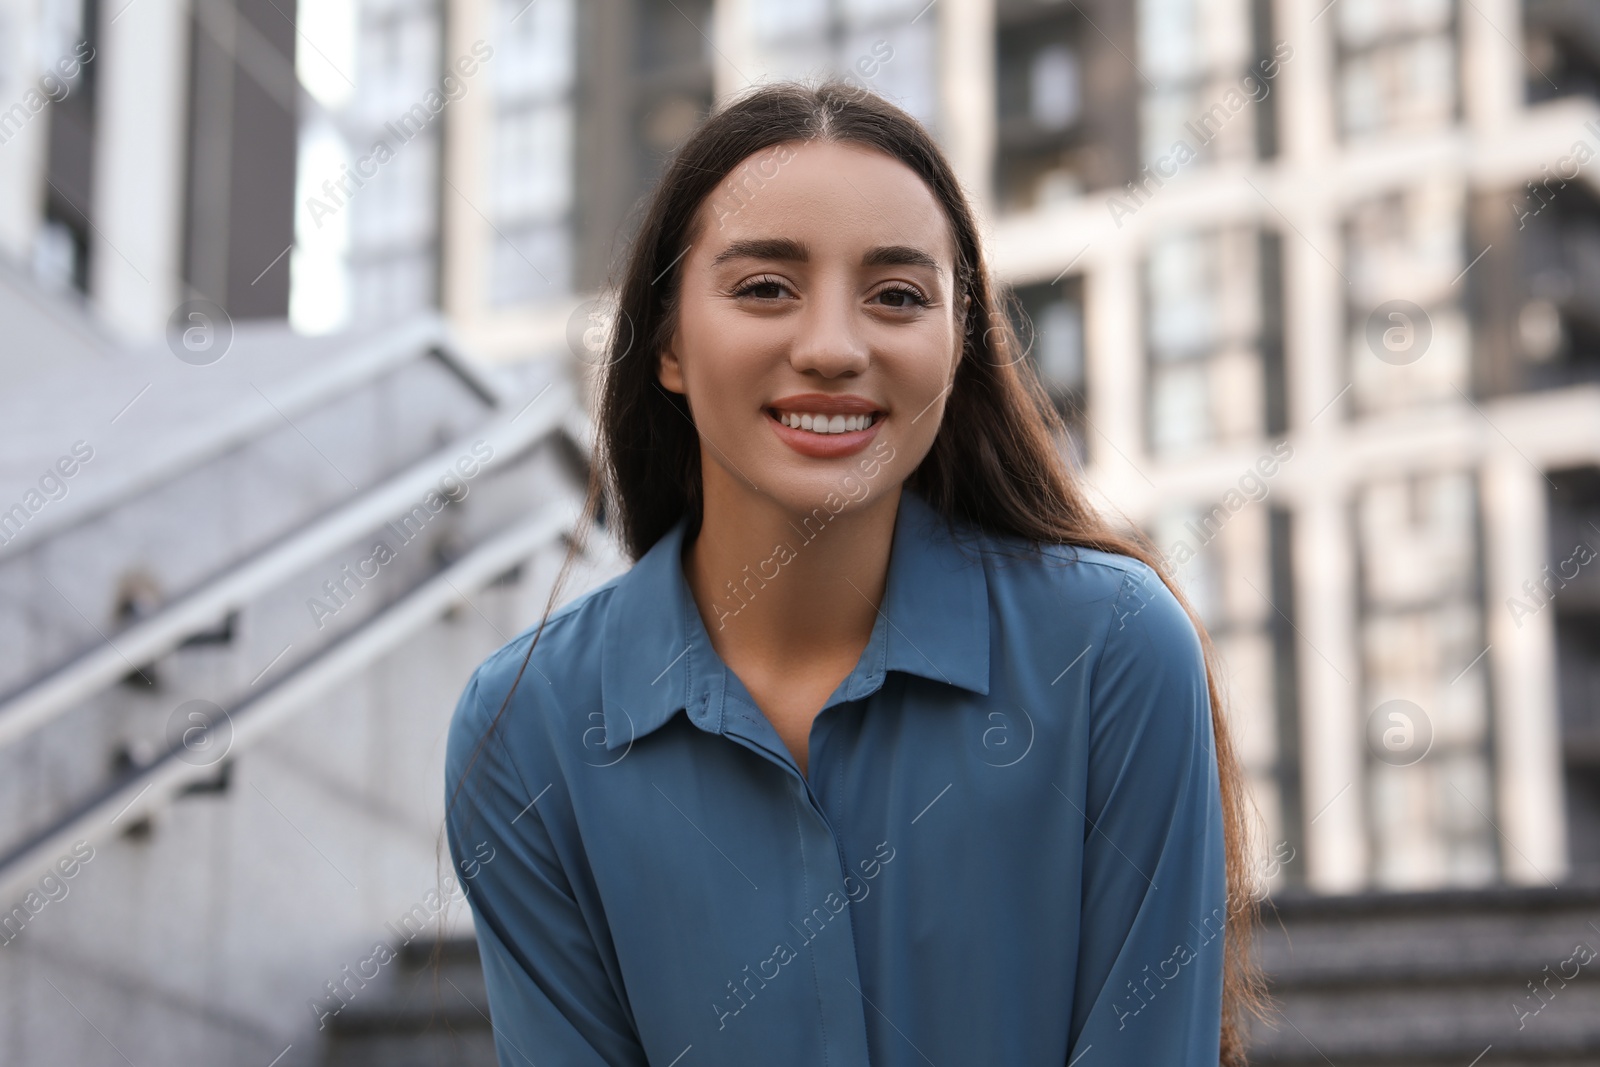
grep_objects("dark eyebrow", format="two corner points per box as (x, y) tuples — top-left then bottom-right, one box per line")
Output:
(861, 245), (943, 273)
(711, 238), (809, 266)
(709, 239), (945, 275)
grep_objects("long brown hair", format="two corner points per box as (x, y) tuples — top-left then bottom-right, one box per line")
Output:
(449, 80), (1267, 1063)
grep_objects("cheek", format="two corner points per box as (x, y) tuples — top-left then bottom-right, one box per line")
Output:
(902, 317), (962, 390)
(881, 331), (961, 439)
(675, 302), (772, 408)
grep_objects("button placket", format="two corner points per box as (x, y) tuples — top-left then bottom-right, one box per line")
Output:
(712, 684), (874, 1063)
(780, 728), (874, 1066)
(718, 685), (829, 824)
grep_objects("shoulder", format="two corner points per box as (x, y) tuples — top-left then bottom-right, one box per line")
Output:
(472, 573), (620, 699)
(1051, 552), (1211, 740)
(975, 528), (1184, 629)
(445, 573), (622, 776)
(1077, 550), (1203, 665)
(972, 530), (1203, 683)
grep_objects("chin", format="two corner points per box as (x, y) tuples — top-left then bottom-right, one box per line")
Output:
(764, 454), (902, 521)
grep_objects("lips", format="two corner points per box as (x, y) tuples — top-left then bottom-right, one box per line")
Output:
(765, 393), (885, 459)
(767, 393), (883, 416)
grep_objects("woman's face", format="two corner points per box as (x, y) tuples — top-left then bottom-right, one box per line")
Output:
(657, 139), (965, 518)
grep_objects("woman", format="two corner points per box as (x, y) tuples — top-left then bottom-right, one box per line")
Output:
(444, 82), (1265, 1066)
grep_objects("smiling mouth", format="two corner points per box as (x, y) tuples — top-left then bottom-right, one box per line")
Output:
(766, 409), (881, 435)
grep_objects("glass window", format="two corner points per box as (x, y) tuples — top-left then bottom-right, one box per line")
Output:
(292, 0), (445, 333)
(1029, 45), (1081, 130)
(995, 1), (1099, 211)
(1335, 0), (1457, 140)
(492, 105), (573, 222)
(496, 0), (575, 98)
(752, 0), (940, 130)
(1136, 0), (1273, 171)
(1009, 275), (1088, 465)
(1355, 469), (1496, 888)
(632, 0), (715, 198)
(1342, 180), (1471, 416)
(840, 0), (928, 26)
(1524, 0), (1600, 104)
(1144, 226), (1280, 454)
(487, 0), (575, 308)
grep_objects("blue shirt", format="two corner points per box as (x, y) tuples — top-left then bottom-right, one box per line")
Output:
(444, 487), (1226, 1066)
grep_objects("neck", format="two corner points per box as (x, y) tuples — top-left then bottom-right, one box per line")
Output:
(683, 463), (902, 671)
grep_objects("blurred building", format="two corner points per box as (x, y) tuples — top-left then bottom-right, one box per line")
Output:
(969, 0), (1600, 899)
(0, 0), (300, 335)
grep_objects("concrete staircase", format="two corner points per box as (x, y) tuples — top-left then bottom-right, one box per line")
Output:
(1247, 885), (1600, 1066)
(320, 940), (497, 1067)
(0, 269), (621, 1065)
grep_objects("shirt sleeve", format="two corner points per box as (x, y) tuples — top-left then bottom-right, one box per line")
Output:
(1066, 565), (1228, 1064)
(444, 662), (649, 1067)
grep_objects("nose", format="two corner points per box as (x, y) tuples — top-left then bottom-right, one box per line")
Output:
(788, 280), (870, 378)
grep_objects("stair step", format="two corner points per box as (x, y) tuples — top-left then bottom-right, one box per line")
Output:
(1249, 985), (1600, 1059)
(321, 1029), (498, 1067)
(320, 939), (497, 1067)
(1247, 885), (1600, 1066)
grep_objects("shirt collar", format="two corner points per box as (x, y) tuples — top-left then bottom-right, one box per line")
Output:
(598, 487), (990, 750)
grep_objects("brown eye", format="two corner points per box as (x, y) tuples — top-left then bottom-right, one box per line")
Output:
(874, 285), (928, 308)
(733, 276), (790, 300)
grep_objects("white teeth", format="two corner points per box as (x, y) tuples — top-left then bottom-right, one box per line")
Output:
(778, 411), (877, 434)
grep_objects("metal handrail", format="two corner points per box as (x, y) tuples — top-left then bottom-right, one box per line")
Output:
(0, 316), (502, 561)
(0, 379), (579, 749)
(0, 495), (586, 899)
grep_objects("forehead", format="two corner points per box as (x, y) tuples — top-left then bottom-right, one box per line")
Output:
(693, 139), (956, 266)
